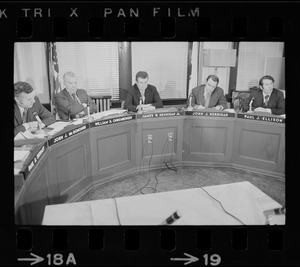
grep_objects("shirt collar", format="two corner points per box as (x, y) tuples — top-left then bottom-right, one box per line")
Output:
(16, 103), (25, 114)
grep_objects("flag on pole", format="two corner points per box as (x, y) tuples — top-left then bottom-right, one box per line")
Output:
(47, 42), (61, 117)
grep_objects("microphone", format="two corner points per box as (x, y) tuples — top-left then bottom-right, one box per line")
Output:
(87, 103), (90, 116)
(33, 111), (43, 129)
(138, 97), (143, 113)
(249, 97), (254, 112)
(159, 210), (181, 225)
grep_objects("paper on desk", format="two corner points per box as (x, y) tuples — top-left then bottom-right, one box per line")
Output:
(14, 168), (21, 175)
(91, 109), (127, 120)
(14, 130), (46, 140)
(47, 121), (71, 129)
(70, 119), (83, 125)
(14, 150), (30, 162)
(223, 109), (236, 113)
(280, 114), (286, 118)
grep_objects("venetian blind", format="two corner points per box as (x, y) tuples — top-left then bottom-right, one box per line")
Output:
(131, 42), (188, 99)
(236, 42), (284, 91)
(56, 42), (119, 99)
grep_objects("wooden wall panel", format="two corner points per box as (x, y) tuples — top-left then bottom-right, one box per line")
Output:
(183, 117), (235, 163)
(49, 131), (92, 203)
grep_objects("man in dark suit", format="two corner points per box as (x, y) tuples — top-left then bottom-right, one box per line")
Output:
(54, 71), (97, 120)
(244, 75), (285, 115)
(191, 75), (227, 110)
(124, 71), (163, 112)
(14, 81), (56, 137)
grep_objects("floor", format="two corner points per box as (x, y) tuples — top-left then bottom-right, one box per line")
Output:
(80, 166), (285, 206)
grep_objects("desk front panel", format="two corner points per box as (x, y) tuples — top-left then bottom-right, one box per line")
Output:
(48, 130), (92, 203)
(182, 117), (235, 165)
(90, 120), (136, 186)
(136, 117), (183, 169)
(232, 119), (285, 177)
(15, 149), (51, 225)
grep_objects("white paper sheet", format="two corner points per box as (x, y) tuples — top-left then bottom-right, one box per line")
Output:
(91, 109), (127, 120)
(47, 121), (71, 129)
(14, 150), (30, 162)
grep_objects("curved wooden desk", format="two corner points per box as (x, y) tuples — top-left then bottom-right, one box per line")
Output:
(14, 110), (285, 224)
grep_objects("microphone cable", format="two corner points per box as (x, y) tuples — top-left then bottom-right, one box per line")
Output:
(113, 198), (122, 225)
(198, 186), (246, 225)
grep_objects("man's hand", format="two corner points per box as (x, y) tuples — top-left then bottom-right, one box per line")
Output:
(194, 105), (205, 110)
(254, 107), (272, 114)
(26, 121), (39, 132)
(215, 105), (224, 111)
(39, 122), (46, 129)
(82, 103), (87, 108)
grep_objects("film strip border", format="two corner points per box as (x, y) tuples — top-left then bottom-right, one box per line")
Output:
(3, 1), (300, 266)
(11, 227), (284, 265)
(1, 2), (299, 40)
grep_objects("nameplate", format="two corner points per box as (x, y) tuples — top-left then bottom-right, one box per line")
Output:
(90, 114), (136, 128)
(48, 124), (90, 146)
(136, 111), (183, 119)
(185, 111), (236, 118)
(237, 114), (285, 124)
(22, 141), (48, 179)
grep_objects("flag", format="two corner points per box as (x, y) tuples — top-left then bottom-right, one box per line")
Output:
(47, 42), (61, 116)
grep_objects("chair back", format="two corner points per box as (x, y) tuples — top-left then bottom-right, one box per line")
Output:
(90, 95), (112, 112)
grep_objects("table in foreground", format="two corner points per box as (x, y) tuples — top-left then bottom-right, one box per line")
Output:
(42, 181), (284, 225)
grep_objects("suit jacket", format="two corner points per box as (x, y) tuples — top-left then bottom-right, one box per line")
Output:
(54, 88), (97, 120)
(191, 85), (227, 110)
(14, 96), (56, 137)
(124, 84), (163, 112)
(244, 88), (285, 115)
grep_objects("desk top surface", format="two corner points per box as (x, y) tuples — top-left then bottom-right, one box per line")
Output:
(42, 181), (284, 225)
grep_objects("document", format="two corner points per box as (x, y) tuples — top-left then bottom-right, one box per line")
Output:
(14, 150), (30, 162)
(14, 131), (46, 140)
(91, 109), (127, 120)
(47, 121), (71, 129)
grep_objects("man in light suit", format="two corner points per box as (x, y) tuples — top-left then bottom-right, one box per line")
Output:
(125, 71), (163, 112)
(244, 75), (285, 115)
(191, 74), (227, 110)
(14, 81), (56, 137)
(54, 71), (97, 120)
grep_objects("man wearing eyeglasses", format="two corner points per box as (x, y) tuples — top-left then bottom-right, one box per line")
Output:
(190, 74), (227, 111)
(244, 75), (285, 115)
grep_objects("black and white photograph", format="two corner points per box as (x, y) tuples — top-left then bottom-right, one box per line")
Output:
(14, 41), (285, 226)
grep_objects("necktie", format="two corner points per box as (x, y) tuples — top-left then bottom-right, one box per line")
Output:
(204, 93), (211, 108)
(72, 93), (79, 104)
(264, 95), (269, 107)
(22, 108), (28, 124)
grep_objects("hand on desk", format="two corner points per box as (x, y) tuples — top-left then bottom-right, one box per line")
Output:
(82, 103), (87, 108)
(215, 105), (224, 111)
(254, 107), (272, 114)
(136, 104), (156, 111)
(25, 121), (39, 132)
(194, 105), (205, 110)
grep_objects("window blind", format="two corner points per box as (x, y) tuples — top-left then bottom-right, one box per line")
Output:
(131, 42), (188, 99)
(236, 42), (284, 91)
(56, 42), (119, 99)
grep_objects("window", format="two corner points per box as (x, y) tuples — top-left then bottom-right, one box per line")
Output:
(236, 42), (284, 91)
(131, 42), (188, 99)
(56, 42), (119, 99)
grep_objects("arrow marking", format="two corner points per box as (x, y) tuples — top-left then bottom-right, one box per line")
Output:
(18, 253), (44, 265)
(171, 252), (199, 265)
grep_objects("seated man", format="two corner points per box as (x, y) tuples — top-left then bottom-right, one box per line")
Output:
(14, 81), (56, 137)
(191, 75), (227, 110)
(54, 71), (97, 120)
(244, 75), (285, 115)
(125, 71), (163, 112)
